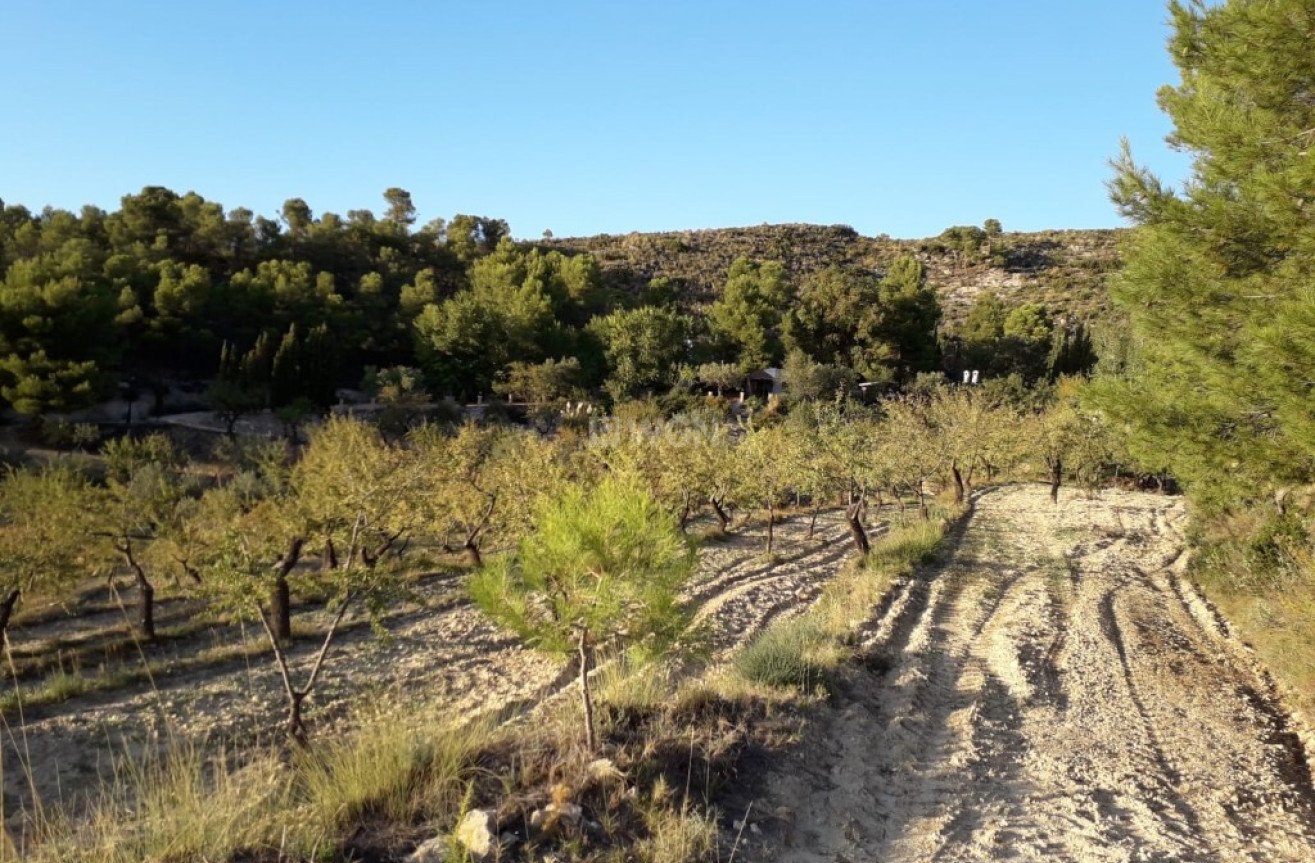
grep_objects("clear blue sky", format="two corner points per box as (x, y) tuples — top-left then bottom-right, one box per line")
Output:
(0, 1), (1190, 240)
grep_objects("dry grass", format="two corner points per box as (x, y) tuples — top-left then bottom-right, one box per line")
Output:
(734, 513), (956, 690)
(15, 706), (494, 863)
(11, 659), (779, 863)
(1190, 510), (1315, 717)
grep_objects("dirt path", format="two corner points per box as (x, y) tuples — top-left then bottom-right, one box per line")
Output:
(743, 485), (1315, 863)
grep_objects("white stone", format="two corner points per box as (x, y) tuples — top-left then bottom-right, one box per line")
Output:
(455, 809), (498, 859)
(405, 835), (449, 863)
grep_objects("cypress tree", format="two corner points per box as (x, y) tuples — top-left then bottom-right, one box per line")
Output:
(270, 324), (302, 409)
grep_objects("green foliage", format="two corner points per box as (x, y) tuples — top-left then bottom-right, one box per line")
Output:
(589, 305), (691, 402)
(0, 464), (91, 613)
(707, 258), (791, 369)
(468, 474), (695, 658)
(493, 357), (583, 403)
(413, 240), (597, 400)
(694, 361), (743, 395)
(733, 617), (828, 688)
(949, 293), (1096, 383)
(362, 365), (432, 437)
(937, 224), (987, 264)
(1090, 0), (1315, 510)
(0, 182), (1119, 420)
(0, 350), (103, 414)
(784, 265), (884, 374)
(784, 255), (939, 384)
(874, 255), (942, 381)
(781, 349), (857, 402)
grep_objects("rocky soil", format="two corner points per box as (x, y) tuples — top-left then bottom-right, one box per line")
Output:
(3, 508), (859, 828)
(739, 485), (1315, 862)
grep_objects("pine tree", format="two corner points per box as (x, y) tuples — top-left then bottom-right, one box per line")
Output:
(1091, 0), (1315, 511)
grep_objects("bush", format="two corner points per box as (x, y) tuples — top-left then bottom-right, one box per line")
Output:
(733, 617), (829, 688)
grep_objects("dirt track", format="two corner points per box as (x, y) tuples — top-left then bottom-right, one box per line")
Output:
(745, 485), (1315, 862)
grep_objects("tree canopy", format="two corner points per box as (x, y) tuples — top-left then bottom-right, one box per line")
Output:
(1091, 0), (1315, 511)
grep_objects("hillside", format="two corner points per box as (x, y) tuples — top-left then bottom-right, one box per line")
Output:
(543, 224), (1124, 325)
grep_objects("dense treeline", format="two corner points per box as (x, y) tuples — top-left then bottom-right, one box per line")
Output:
(0, 188), (1099, 422)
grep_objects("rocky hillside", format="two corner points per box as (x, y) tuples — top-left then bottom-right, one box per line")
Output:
(542, 224), (1123, 325)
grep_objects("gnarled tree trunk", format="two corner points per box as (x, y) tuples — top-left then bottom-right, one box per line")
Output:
(711, 497), (731, 532)
(846, 502), (870, 556)
(119, 537), (156, 641)
(271, 537), (305, 643)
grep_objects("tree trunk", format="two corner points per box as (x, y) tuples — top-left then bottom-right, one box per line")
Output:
(918, 480), (929, 521)
(846, 504), (870, 556)
(464, 540), (482, 567)
(272, 537), (304, 642)
(0, 589), (20, 637)
(578, 627), (596, 752)
(320, 538), (338, 571)
(951, 461), (965, 504)
(1049, 457), (1063, 504)
(678, 493), (692, 533)
(766, 502), (775, 555)
(136, 570), (156, 641)
(287, 691), (307, 746)
(807, 504), (820, 540)
(272, 577), (292, 642)
(121, 539), (156, 641)
(711, 498), (731, 532)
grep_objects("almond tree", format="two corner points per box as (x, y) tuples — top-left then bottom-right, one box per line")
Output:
(412, 422), (508, 566)
(737, 422), (794, 555)
(90, 434), (195, 640)
(927, 386), (1022, 503)
(883, 398), (943, 520)
(0, 465), (91, 638)
(1027, 380), (1120, 504)
(203, 417), (421, 743)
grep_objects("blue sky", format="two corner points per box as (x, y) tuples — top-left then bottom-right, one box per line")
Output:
(0, 1), (1191, 240)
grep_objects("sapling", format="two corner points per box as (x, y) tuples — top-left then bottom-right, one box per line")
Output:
(469, 475), (694, 751)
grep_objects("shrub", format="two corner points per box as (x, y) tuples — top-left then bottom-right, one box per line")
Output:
(733, 617), (828, 688)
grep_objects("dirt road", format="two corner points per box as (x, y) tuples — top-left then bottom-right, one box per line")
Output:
(745, 485), (1315, 862)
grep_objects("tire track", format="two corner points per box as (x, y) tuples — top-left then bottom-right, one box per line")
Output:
(743, 485), (1315, 863)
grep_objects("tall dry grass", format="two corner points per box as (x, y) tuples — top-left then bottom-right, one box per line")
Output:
(734, 511), (954, 689)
